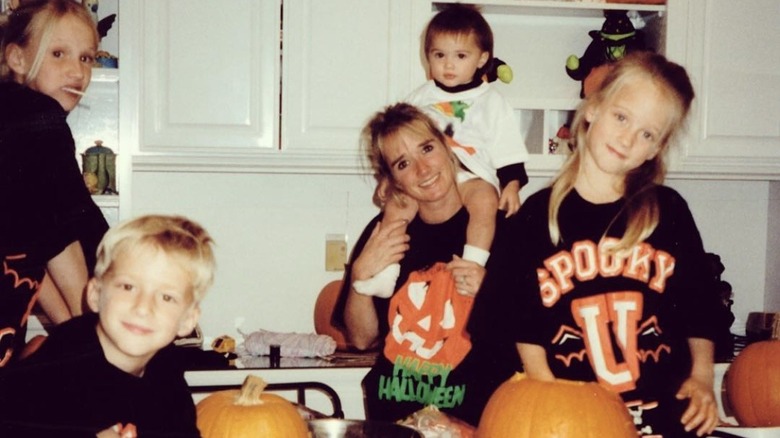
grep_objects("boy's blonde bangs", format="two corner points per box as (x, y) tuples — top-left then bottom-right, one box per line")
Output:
(94, 215), (216, 302)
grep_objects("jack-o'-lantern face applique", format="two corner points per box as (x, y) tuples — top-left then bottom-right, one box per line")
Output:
(384, 262), (474, 367)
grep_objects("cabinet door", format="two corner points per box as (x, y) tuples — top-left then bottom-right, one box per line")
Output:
(672, 0), (780, 176)
(139, 0), (280, 153)
(281, 0), (419, 154)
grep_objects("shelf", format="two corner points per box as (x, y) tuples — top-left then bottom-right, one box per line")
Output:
(92, 194), (119, 208)
(433, 1), (666, 17)
(91, 67), (119, 83)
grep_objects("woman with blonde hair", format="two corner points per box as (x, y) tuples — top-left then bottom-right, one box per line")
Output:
(333, 102), (521, 426)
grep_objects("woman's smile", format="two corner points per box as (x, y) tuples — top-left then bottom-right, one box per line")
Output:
(418, 173), (440, 188)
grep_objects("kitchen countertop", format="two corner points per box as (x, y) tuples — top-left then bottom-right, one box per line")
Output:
(234, 350), (378, 369)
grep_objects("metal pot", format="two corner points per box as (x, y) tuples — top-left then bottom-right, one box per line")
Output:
(307, 419), (423, 438)
(746, 311), (780, 342)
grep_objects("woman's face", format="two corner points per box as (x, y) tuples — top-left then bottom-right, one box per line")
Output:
(382, 128), (459, 208)
(10, 14), (96, 111)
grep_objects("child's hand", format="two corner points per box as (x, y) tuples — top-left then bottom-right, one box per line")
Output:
(498, 181), (521, 217)
(676, 376), (719, 436)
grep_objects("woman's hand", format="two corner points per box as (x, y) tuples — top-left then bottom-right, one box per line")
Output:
(447, 255), (485, 297)
(676, 375), (719, 436)
(351, 220), (410, 283)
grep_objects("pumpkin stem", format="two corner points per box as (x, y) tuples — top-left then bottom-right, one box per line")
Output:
(235, 375), (269, 406)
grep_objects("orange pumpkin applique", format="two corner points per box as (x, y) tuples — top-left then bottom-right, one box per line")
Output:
(384, 262), (474, 367)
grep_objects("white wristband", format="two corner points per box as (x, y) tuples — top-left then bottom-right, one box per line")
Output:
(463, 244), (490, 267)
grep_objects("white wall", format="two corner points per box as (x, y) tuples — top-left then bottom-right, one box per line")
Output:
(132, 172), (773, 340)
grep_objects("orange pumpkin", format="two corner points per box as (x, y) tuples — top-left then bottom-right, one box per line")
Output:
(314, 280), (350, 350)
(477, 373), (636, 438)
(725, 340), (780, 427)
(196, 375), (308, 438)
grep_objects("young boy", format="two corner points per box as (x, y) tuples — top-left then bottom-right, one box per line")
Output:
(0, 214), (216, 437)
(355, 4), (529, 298)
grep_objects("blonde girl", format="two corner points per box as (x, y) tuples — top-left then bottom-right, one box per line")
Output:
(510, 52), (721, 437)
(1, 0), (108, 360)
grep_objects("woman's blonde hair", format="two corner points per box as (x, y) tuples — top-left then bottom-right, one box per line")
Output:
(0, 0), (97, 83)
(94, 215), (217, 302)
(548, 51), (695, 252)
(361, 102), (457, 208)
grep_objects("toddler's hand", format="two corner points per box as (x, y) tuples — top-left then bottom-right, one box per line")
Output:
(499, 181), (521, 217)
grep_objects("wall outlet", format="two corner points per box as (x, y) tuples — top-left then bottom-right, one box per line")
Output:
(325, 234), (347, 271)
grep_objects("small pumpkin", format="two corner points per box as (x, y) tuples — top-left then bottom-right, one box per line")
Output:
(314, 280), (350, 350)
(725, 340), (780, 427)
(196, 375), (308, 438)
(477, 373), (636, 438)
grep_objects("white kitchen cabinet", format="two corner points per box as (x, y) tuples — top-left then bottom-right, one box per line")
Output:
(666, 0), (780, 178)
(281, 0), (420, 155)
(132, 0), (279, 154)
(127, 0), (421, 174)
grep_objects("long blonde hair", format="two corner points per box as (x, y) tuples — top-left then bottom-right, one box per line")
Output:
(0, 0), (97, 83)
(548, 52), (694, 252)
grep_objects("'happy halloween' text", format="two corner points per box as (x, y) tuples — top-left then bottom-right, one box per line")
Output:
(377, 356), (465, 408)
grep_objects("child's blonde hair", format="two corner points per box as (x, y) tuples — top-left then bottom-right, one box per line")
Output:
(94, 215), (216, 302)
(361, 102), (457, 208)
(0, 0), (97, 83)
(548, 51), (695, 252)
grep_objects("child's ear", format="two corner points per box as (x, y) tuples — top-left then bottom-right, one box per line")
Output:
(177, 305), (201, 338)
(478, 51), (489, 69)
(85, 278), (101, 313)
(585, 102), (598, 123)
(5, 44), (29, 77)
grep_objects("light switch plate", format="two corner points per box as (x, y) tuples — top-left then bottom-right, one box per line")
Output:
(325, 234), (347, 271)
